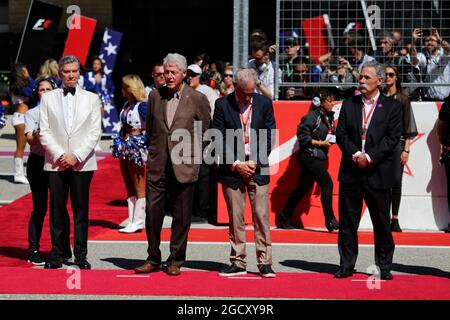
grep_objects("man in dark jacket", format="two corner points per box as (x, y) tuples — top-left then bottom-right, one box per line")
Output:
(213, 68), (276, 278)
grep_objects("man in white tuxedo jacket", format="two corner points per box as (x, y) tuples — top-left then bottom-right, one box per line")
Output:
(39, 55), (102, 269)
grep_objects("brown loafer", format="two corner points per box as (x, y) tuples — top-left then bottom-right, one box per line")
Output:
(167, 265), (181, 276)
(134, 262), (159, 274)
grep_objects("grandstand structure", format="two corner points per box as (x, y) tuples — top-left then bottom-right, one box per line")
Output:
(275, 0), (450, 100)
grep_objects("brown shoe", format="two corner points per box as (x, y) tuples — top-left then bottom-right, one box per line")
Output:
(134, 262), (159, 274)
(167, 265), (181, 276)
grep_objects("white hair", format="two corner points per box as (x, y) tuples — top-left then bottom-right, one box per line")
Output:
(163, 53), (187, 72)
(235, 68), (258, 87)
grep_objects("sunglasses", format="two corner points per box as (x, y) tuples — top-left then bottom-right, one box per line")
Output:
(385, 72), (396, 78)
(153, 72), (164, 77)
(224, 74), (233, 78)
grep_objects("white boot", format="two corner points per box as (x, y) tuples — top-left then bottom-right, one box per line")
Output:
(119, 196), (136, 230)
(119, 196), (136, 232)
(14, 157), (29, 184)
(120, 197), (145, 233)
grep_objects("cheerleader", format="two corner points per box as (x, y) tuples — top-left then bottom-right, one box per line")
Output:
(84, 55), (115, 122)
(111, 75), (148, 233)
(10, 62), (36, 184)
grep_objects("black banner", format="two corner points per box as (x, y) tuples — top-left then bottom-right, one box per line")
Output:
(16, 0), (63, 76)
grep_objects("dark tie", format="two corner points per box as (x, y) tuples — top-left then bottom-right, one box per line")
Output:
(63, 87), (76, 96)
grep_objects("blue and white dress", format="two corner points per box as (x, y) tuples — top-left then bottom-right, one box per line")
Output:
(111, 101), (148, 166)
(83, 71), (115, 106)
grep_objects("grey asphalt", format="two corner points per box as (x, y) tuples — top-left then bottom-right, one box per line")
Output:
(1, 121), (449, 300)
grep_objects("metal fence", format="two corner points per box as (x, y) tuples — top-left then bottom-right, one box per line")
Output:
(275, 0), (450, 100)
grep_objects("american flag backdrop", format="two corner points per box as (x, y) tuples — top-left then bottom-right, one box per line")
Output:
(99, 28), (123, 135)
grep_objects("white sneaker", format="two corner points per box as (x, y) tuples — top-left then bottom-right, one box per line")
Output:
(118, 223), (143, 233)
(14, 174), (29, 184)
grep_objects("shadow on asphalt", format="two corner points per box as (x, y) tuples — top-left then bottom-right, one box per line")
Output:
(392, 263), (450, 279)
(0, 175), (15, 183)
(101, 257), (146, 270)
(280, 259), (340, 274)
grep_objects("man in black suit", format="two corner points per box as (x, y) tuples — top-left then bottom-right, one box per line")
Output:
(213, 68), (276, 278)
(335, 60), (402, 280)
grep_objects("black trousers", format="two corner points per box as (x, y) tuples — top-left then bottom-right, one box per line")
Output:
(282, 152), (335, 220)
(145, 163), (195, 266)
(338, 177), (395, 272)
(445, 156), (450, 216)
(390, 141), (404, 217)
(48, 170), (94, 262)
(193, 162), (210, 219)
(26, 153), (48, 253)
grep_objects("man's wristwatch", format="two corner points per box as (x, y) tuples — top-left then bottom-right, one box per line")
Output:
(256, 80), (262, 87)
(403, 149), (410, 153)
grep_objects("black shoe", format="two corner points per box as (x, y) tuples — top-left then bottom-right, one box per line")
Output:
(325, 217), (339, 232)
(334, 268), (354, 279)
(276, 213), (296, 229)
(259, 265), (276, 278)
(44, 261), (63, 269)
(380, 270), (393, 280)
(28, 251), (45, 266)
(191, 216), (208, 223)
(218, 264), (247, 277)
(75, 259), (91, 270)
(391, 219), (402, 232)
(444, 224), (450, 233)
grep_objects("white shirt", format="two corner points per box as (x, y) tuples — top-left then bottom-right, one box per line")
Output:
(63, 87), (77, 133)
(415, 48), (450, 100)
(24, 105), (45, 157)
(352, 90), (380, 163)
(196, 84), (219, 118)
(236, 93), (253, 157)
(248, 59), (279, 98)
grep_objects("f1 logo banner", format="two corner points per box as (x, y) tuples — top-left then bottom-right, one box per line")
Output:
(16, 0), (63, 76)
(63, 15), (97, 66)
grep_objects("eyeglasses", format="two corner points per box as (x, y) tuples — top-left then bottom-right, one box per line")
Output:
(385, 72), (396, 78)
(153, 72), (164, 77)
(224, 74), (233, 78)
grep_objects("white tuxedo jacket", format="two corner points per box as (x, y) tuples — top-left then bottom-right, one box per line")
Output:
(39, 87), (102, 172)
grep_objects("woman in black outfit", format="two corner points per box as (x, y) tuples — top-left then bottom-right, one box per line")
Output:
(277, 89), (340, 231)
(383, 65), (418, 232)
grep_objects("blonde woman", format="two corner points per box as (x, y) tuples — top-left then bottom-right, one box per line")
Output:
(37, 59), (61, 87)
(111, 75), (148, 233)
(222, 65), (235, 95)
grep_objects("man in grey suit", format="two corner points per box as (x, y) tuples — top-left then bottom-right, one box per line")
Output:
(39, 55), (102, 269)
(134, 53), (211, 276)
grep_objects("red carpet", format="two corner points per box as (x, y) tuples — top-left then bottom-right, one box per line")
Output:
(92, 227), (450, 246)
(0, 268), (448, 300)
(1, 156), (449, 299)
(0, 157), (127, 267)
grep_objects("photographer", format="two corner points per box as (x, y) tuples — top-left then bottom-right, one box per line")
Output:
(276, 89), (339, 231)
(410, 27), (450, 101)
(283, 56), (311, 100)
(438, 95), (450, 233)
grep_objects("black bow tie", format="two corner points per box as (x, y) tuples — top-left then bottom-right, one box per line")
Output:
(63, 87), (76, 96)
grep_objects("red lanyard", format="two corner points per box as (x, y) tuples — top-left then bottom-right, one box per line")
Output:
(239, 106), (252, 143)
(362, 98), (378, 137)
